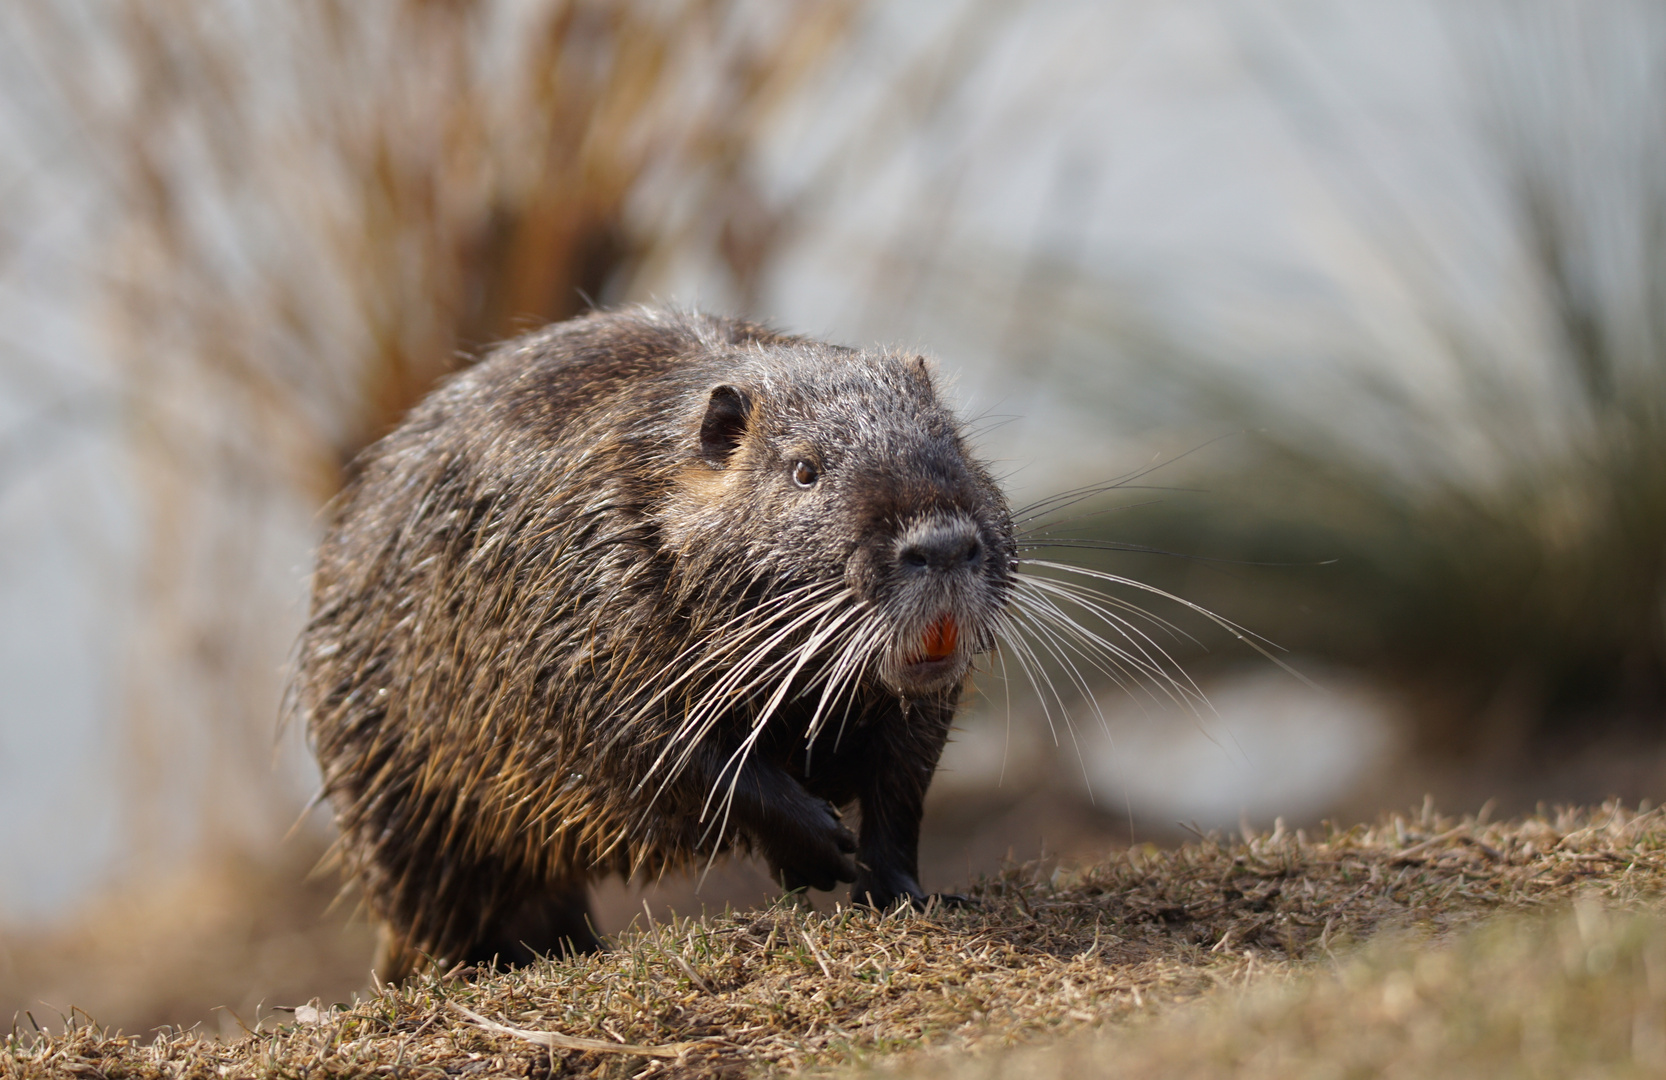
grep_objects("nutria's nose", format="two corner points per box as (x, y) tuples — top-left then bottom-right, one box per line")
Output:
(897, 519), (983, 572)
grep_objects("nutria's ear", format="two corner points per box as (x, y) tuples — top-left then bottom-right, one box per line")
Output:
(699, 385), (751, 467)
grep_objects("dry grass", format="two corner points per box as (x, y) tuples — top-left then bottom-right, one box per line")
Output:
(866, 902), (1666, 1080)
(0, 841), (376, 1044)
(5, 801), (1665, 1078)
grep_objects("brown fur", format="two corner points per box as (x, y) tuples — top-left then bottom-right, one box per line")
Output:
(291, 308), (1015, 977)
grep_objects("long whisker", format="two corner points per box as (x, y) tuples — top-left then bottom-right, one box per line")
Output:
(699, 597), (873, 857)
(1034, 579), (1215, 706)
(1008, 435), (1239, 525)
(1012, 578), (1210, 711)
(558, 585), (839, 848)
(804, 608), (887, 753)
(625, 581), (840, 736)
(1018, 536), (1339, 570)
(1015, 537), (1182, 555)
(995, 643), (1013, 787)
(697, 627), (840, 854)
(820, 616), (891, 755)
(1006, 591), (1146, 709)
(1013, 498), (1174, 536)
(993, 616), (1067, 747)
(641, 589), (850, 790)
(717, 601), (870, 766)
(1004, 595), (1117, 738)
(1010, 477), (1172, 526)
(1021, 570), (1200, 647)
(995, 612), (1095, 796)
(1018, 559), (1317, 686)
(596, 584), (849, 863)
(680, 593), (859, 738)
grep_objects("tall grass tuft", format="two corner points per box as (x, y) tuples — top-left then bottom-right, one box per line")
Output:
(4, 0), (853, 865)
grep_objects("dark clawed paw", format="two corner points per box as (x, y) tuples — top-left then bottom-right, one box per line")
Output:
(783, 859), (855, 893)
(776, 871), (818, 906)
(851, 883), (972, 913)
(823, 801), (858, 854)
(767, 802), (857, 892)
(851, 877), (922, 911)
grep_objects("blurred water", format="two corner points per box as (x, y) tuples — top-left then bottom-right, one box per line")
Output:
(1081, 668), (1400, 828)
(933, 667), (1400, 833)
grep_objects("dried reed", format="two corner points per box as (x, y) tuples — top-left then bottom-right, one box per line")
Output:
(5, 0), (853, 865)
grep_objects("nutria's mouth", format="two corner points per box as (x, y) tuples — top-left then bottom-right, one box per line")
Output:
(895, 613), (965, 689)
(907, 614), (959, 666)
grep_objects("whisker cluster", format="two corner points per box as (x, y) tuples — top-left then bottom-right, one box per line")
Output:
(595, 576), (894, 864)
(977, 485), (1290, 796)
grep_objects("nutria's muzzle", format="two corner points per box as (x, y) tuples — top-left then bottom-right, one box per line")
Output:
(876, 514), (1007, 697)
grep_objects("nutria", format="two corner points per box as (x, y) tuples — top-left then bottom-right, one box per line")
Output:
(292, 307), (1020, 977)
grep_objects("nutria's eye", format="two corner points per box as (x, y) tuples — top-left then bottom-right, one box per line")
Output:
(792, 460), (819, 488)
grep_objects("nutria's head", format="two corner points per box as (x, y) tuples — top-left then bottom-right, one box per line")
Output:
(659, 342), (1014, 700)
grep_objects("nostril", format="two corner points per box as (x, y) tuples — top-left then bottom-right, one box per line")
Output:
(897, 520), (982, 572)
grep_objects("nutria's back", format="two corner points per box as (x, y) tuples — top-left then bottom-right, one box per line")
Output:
(294, 308), (1015, 976)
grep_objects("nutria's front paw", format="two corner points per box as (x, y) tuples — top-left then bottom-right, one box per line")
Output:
(765, 801), (857, 893)
(851, 872), (925, 910)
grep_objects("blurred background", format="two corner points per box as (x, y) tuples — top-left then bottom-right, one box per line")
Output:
(3, 0), (1665, 1036)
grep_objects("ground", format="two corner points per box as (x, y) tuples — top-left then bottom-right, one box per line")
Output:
(4, 801), (1665, 1078)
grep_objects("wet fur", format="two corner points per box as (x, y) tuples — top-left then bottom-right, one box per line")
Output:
(293, 309), (1016, 977)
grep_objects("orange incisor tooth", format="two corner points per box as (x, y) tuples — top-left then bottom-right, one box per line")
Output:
(920, 615), (959, 661)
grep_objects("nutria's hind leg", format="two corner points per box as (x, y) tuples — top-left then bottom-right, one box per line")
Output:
(468, 883), (602, 970)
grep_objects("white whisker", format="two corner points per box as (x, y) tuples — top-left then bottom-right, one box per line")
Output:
(998, 614), (1096, 797)
(594, 583), (848, 863)
(803, 608), (885, 755)
(1021, 569), (1201, 646)
(993, 617), (1067, 747)
(1018, 559), (1315, 687)
(644, 589), (850, 789)
(1010, 580), (1209, 713)
(701, 600), (872, 833)
(1003, 598), (1114, 759)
